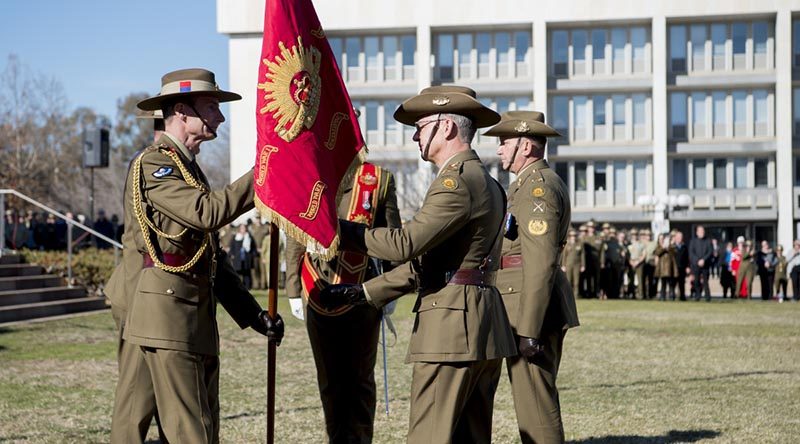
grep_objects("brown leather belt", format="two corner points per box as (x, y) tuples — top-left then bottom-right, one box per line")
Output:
(500, 255), (523, 269)
(142, 253), (191, 269)
(419, 269), (497, 290)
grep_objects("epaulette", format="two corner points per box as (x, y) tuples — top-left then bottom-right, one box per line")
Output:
(442, 161), (464, 175)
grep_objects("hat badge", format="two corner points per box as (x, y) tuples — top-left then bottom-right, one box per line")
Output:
(432, 96), (450, 106)
(514, 121), (530, 133)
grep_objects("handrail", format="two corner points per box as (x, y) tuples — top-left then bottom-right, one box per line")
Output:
(1, 189), (123, 284)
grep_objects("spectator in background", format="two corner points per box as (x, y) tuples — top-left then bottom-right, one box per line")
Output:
(689, 225), (713, 302)
(756, 240), (777, 301)
(774, 245), (788, 303)
(110, 214), (123, 243)
(711, 237), (721, 279)
(673, 230), (690, 301)
(42, 213), (59, 250)
(655, 233), (678, 301)
(55, 212), (68, 250)
(787, 240), (800, 301)
(720, 242), (735, 298)
(229, 223), (258, 289)
(735, 240), (756, 299)
(94, 209), (115, 249)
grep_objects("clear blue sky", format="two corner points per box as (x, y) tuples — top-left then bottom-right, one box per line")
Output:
(0, 0), (230, 121)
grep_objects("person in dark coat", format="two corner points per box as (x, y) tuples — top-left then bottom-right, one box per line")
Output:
(673, 230), (690, 301)
(689, 225), (713, 301)
(756, 240), (777, 301)
(229, 223), (258, 289)
(93, 209), (116, 249)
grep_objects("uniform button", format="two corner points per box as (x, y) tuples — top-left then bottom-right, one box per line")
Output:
(432, 301), (437, 307)
(166, 288), (174, 295)
(508, 287), (513, 292)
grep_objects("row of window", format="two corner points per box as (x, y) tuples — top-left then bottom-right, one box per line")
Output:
(551, 94), (650, 143)
(669, 21), (773, 73)
(550, 26), (649, 77)
(329, 35), (416, 83)
(671, 158), (771, 189)
(433, 31), (531, 81)
(352, 96), (531, 147)
(670, 89), (772, 140)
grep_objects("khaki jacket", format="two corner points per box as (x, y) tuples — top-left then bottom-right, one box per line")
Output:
(497, 159), (579, 339)
(285, 165), (401, 298)
(114, 134), (260, 355)
(561, 240), (585, 269)
(655, 245), (679, 278)
(342, 150), (516, 363)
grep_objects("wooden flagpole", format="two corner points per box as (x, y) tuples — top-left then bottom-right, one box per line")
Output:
(267, 223), (279, 444)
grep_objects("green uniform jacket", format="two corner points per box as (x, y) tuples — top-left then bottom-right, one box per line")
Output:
(654, 245), (678, 278)
(561, 241), (585, 269)
(115, 135), (261, 356)
(285, 166), (401, 298)
(775, 255), (787, 281)
(497, 159), (579, 339)
(342, 150), (516, 363)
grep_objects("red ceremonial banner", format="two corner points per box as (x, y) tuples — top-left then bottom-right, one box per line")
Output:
(254, 0), (365, 260)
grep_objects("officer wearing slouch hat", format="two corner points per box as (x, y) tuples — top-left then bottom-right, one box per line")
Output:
(108, 68), (284, 443)
(320, 86), (516, 443)
(485, 110), (579, 444)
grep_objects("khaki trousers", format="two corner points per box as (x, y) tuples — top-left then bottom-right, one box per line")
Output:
(505, 330), (566, 444)
(140, 347), (220, 444)
(407, 358), (502, 444)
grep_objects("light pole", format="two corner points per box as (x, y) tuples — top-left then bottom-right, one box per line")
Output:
(637, 194), (692, 235)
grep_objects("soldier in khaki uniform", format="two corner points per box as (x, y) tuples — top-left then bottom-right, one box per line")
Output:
(320, 86), (516, 443)
(642, 230), (658, 299)
(584, 221), (603, 298)
(107, 69), (284, 444)
(561, 229), (584, 296)
(627, 228), (647, 299)
(106, 109), (168, 443)
(485, 111), (580, 443)
(285, 162), (400, 443)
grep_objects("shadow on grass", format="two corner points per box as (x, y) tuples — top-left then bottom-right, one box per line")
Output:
(565, 370), (795, 391)
(568, 429), (720, 443)
(0, 326), (12, 334)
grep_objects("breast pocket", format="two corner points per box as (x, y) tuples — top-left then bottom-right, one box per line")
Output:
(409, 287), (469, 355)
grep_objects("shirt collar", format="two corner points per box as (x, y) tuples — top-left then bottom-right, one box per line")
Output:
(163, 131), (194, 163)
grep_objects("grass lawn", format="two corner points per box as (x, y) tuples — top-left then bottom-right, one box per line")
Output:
(1, 296), (799, 443)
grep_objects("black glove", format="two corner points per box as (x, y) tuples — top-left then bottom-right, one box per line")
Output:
(518, 336), (544, 361)
(319, 283), (367, 311)
(252, 311), (285, 346)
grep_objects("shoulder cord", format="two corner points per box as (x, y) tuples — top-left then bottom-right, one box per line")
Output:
(131, 147), (210, 273)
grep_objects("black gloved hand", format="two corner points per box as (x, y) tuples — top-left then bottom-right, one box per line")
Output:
(253, 311), (285, 346)
(319, 283), (367, 311)
(518, 336), (544, 361)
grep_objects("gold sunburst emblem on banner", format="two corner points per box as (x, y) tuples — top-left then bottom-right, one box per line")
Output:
(258, 36), (322, 142)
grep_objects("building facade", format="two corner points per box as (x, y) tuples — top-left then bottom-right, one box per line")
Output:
(217, 0), (800, 248)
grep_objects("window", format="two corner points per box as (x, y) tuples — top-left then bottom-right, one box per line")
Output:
(594, 162), (607, 191)
(614, 161), (627, 192)
(795, 88), (800, 136)
(633, 161), (647, 192)
(732, 22), (747, 70)
(330, 38), (343, 70)
(575, 162), (588, 191)
(365, 37), (379, 81)
(574, 96), (588, 140)
(693, 160), (707, 189)
(671, 93), (687, 139)
(794, 20), (800, 67)
(713, 92), (726, 137)
(672, 159), (688, 188)
(754, 159), (769, 188)
(477, 32), (491, 77)
(592, 29), (606, 74)
(733, 91), (747, 137)
(633, 94), (646, 139)
(496, 32), (511, 75)
(552, 96), (568, 135)
(613, 95), (625, 139)
(515, 31), (531, 74)
(437, 34), (455, 80)
(734, 158), (747, 187)
(594, 95), (607, 139)
(365, 101), (379, 145)
(401, 36), (416, 66)
(690, 24), (707, 71)
(795, 158), (800, 186)
(713, 159), (727, 188)
(573, 30), (587, 75)
(670, 25), (687, 72)
(457, 33), (473, 78)
(711, 24), (726, 70)
(612, 28), (626, 73)
(753, 21), (768, 69)
(555, 163), (568, 184)
(692, 93), (707, 138)
(631, 27), (647, 73)
(552, 30), (569, 76)
(754, 90), (768, 136)
(346, 37), (360, 68)
(384, 100), (400, 145)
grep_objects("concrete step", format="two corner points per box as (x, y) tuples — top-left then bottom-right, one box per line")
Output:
(0, 297), (108, 324)
(0, 286), (87, 307)
(0, 264), (43, 278)
(0, 255), (23, 265)
(0, 275), (63, 291)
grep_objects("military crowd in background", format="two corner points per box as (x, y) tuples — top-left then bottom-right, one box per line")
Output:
(3, 208), (120, 251)
(216, 216), (285, 291)
(563, 221), (800, 303)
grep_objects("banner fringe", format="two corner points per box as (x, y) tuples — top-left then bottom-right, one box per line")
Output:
(255, 144), (367, 262)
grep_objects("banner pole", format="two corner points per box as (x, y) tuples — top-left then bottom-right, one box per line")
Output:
(381, 315), (390, 415)
(267, 223), (279, 444)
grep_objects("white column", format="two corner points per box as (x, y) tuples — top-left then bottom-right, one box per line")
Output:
(228, 35), (262, 181)
(652, 15), (669, 197)
(533, 20), (548, 115)
(776, 9), (794, 247)
(416, 25), (434, 191)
